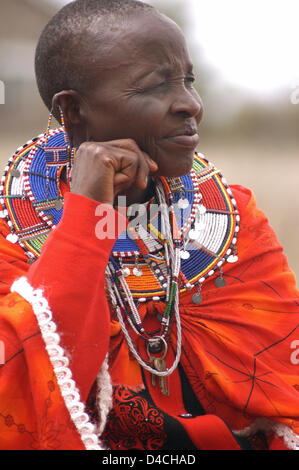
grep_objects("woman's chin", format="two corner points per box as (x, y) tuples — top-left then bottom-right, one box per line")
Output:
(156, 155), (195, 178)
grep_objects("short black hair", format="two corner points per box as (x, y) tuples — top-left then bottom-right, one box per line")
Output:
(35, 0), (155, 111)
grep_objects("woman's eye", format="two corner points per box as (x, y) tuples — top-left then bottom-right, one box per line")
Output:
(150, 81), (166, 90)
(137, 82), (165, 94)
(140, 76), (195, 92)
(185, 76), (195, 86)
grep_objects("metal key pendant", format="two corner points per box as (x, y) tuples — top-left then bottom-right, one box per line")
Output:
(153, 357), (169, 396)
(150, 357), (157, 387)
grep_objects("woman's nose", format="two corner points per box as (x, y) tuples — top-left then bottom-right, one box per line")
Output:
(170, 86), (203, 121)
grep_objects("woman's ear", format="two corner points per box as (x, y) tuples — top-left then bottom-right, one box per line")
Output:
(52, 90), (88, 147)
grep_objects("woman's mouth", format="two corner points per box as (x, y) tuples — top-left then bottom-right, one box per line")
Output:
(163, 126), (199, 149)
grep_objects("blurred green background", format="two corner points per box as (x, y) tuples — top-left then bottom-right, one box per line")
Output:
(0, 0), (298, 285)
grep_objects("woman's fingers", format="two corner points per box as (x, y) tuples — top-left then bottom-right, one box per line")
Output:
(70, 139), (158, 205)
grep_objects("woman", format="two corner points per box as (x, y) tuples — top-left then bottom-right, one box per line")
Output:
(0, 0), (299, 450)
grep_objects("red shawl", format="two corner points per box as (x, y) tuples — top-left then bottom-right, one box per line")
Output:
(0, 185), (299, 449)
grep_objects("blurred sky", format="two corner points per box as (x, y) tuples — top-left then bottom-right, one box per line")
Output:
(189, 0), (299, 96)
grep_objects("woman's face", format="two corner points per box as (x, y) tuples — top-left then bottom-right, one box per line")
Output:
(77, 12), (203, 178)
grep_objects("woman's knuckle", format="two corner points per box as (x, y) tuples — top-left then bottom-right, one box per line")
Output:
(125, 138), (137, 149)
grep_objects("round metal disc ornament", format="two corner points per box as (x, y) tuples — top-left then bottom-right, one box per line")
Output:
(180, 250), (190, 260)
(188, 229), (200, 241)
(10, 168), (21, 178)
(198, 204), (207, 215)
(192, 292), (203, 304)
(6, 233), (19, 244)
(227, 255), (238, 263)
(178, 197), (189, 210)
(122, 267), (131, 277)
(54, 199), (63, 210)
(133, 267), (143, 277)
(215, 276), (226, 288)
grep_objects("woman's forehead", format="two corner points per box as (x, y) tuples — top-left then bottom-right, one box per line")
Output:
(89, 13), (191, 76)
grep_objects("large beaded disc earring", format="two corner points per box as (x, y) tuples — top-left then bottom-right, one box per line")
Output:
(43, 107), (76, 189)
(57, 105), (76, 185)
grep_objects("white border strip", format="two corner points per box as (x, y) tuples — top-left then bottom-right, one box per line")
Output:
(234, 418), (299, 450)
(11, 276), (107, 450)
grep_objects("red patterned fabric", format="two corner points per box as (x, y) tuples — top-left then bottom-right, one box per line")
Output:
(0, 184), (298, 449)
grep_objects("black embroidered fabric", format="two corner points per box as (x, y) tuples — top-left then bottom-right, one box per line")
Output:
(86, 364), (256, 450)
